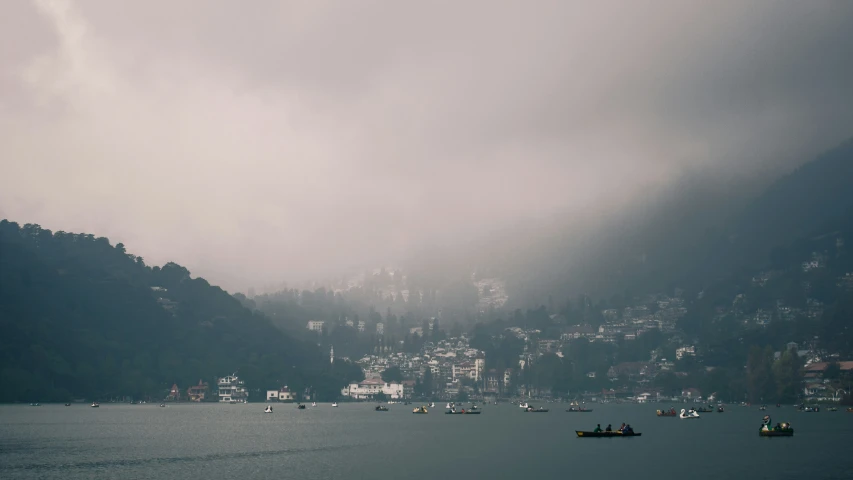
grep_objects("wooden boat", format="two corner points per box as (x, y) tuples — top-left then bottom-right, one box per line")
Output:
(576, 430), (641, 437)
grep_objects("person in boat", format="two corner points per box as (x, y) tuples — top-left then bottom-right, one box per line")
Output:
(605, 424), (612, 432)
(593, 424), (602, 433)
(625, 424), (634, 434)
(619, 423), (626, 432)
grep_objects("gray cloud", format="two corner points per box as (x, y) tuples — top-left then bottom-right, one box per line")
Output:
(2, 0), (852, 291)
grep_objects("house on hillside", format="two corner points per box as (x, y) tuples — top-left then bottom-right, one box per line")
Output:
(803, 361), (853, 379)
(267, 385), (294, 402)
(187, 380), (209, 402)
(165, 383), (181, 402)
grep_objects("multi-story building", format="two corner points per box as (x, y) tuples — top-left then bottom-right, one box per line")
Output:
(218, 374), (248, 402)
(452, 358), (484, 382)
(376, 322), (384, 335)
(307, 320), (325, 331)
(340, 379), (405, 399)
(187, 380), (209, 402)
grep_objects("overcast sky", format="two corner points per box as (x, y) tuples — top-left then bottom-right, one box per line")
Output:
(2, 0), (852, 292)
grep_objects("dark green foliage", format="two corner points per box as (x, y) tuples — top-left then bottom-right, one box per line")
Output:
(0, 221), (361, 402)
(381, 366), (403, 383)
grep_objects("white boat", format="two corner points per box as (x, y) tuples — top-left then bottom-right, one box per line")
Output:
(264, 405), (273, 413)
(519, 402), (529, 409)
(312, 402), (317, 407)
(429, 402), (435, 408)
(679, 408), (700, 419)
(332, 402), (338, 407)
(91, 402), (99, 408)
(446, 403), (454, 409)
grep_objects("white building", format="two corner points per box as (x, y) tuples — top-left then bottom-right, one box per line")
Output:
(307, 320), (325, 332)
(266, 385), (294, 402)
(340, 379), (405, 400)
(452, 358), (484, 382)
(357, 320), (366, 332)
(218, 374), (248, 402)
(376, 322), (384, 335)
(676, 345), (696, 360)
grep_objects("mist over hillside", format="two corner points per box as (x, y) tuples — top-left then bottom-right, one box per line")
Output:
(395, 136), (853, 311)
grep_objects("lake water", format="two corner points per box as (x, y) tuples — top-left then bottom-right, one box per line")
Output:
(1, 403), (851, 480)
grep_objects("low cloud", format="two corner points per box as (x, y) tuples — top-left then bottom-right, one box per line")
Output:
(2, 0), (852, 291)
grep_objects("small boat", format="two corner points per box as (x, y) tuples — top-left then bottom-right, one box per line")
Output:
(695, 405), (714, 413)
(759, 405), (767, 411)
(717, 406), (725, 413)
(375, 405), (388, 412)
(412, 406), (428, 414)
(446, 403), (454, 409)
(297, 404), (306, 409)
(91, 402), (99, 408)
(159, 403), (166, 407)
(264, 405), (273, 413)
(827, 407), (837, 412)
(565, 407), (593, 412)
(524, 406), (549, 413)
(519, 402), (530, 409)
(846, 407), (853, 413)
(679, 408), (700, 419)
(312, 402), (317, 407)
(29, 403), (40, 406)
(332, 402), (338, 407)
(64, 403), (71, 407)
(656, 408), (678, 417)
(446, 406), (481, 414)
(759, 415), (793, 436)
(576, 430), (641, 437)
(429, 402), (436, 408)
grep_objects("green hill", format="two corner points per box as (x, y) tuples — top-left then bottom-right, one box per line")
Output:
(0, 221), (362, 403)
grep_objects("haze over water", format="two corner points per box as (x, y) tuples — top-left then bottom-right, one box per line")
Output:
(2, 403), (851, 480)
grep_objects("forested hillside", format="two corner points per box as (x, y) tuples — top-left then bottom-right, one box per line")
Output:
(509, 136), (853, 306)
(0, 221), (362, 402)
